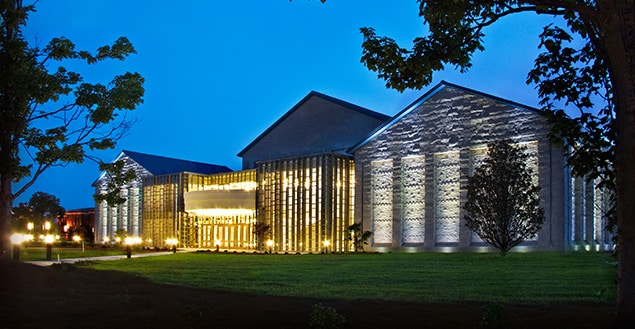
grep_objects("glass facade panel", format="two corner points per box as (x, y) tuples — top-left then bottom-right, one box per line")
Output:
(257, 154), (354, 253)
(186, 170), (257, 250)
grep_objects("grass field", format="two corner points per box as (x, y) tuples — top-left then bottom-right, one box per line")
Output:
(82, 251), (617, 305)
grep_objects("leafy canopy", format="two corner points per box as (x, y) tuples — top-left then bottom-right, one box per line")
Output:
(11, 191), (65, 232)
(1, 1), (144, 260)
(0, 1), (144, 201)
(359, 1), (615, 226)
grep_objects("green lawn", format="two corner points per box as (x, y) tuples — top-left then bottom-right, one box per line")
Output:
(83, 251), (617, 305)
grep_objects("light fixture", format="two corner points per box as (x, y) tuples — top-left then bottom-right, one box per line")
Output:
(10, 233), (24, 262)
(323, 240), (330, 254)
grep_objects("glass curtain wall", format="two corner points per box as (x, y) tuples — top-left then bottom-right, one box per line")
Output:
(187, 170), (257, 250)
(142, 173), (189, 248)
(257, 153), (355, 253)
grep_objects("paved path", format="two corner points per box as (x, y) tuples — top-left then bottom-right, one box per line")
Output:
(26, 250), (189, 266)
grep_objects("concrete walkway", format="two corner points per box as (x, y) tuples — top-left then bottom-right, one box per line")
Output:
(26, 250), (189, 266)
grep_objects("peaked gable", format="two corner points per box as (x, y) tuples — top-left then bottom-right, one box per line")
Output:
(349, 81), (543, 153)
(238, 91), (390, 169)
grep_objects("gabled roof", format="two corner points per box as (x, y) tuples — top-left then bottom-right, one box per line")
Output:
(120, 150), (232, 175)
(348, 81), (541, 153)
(237, 91), (390, 157)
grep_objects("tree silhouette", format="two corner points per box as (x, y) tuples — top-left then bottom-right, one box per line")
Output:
(463, 140), (544, 256)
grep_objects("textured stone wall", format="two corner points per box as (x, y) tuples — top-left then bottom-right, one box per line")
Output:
(94, 154), (150, 243)
(354, 85), (567, 252)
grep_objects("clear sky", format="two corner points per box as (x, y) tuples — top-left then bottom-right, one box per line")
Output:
(14, 1), (559, 209)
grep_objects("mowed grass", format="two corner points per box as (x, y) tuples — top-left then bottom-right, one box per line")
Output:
(85, 251), (617, 304)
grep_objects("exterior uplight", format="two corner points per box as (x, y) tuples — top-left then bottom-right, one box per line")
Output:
(266, 239), (274, 254)
(10, 233), (24, 262)
(323, 240), (330, 254)
(124, 237), (137, 259)
(10, 233), (24, 245)
(124, 238), (132, 258)
(44, 234), (54, 261)
(73, 235), (85, 252)
(166, 238), (178, 253)
(44, 234), (55, 244)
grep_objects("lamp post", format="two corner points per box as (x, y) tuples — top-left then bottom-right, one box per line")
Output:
(124, 237), (133, 258)
(10, 233), (24, 262)
(166, 238), (178, 253)
(26, 222), (33, 247)
(44, 234), (54, 261)
(73, 235), (84, 252)
(266, 239), (274, 254)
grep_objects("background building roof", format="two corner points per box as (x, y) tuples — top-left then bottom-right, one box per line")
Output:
(120, 150), (232, 176)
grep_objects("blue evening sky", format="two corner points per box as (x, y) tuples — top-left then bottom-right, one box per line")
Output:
(15, 1), (559, 209)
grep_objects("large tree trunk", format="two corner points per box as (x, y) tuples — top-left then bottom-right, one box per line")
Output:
(602, 1), (635, 326)
(0, 174), (13, 262)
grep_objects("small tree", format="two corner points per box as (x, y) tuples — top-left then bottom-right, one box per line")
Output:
(345, 223), (372, 252)
(463, 140), (545, 256)
(252, 221), (271, 251)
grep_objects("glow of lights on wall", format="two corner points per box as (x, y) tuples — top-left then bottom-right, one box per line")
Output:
(188, 208), (255, 217)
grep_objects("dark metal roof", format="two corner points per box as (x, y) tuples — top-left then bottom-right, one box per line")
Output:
(237, 91), (390, 157)
(121, 150), (233, 175)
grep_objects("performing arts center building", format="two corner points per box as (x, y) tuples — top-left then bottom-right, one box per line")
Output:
(93, 82), (613, 253)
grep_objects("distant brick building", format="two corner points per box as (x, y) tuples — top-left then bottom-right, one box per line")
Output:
(59, 208), (95, 242)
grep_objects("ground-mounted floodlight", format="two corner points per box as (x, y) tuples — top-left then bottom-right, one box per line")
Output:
(124, 237), (134, 258)
(323, 240), (330, 254)
(266, 239), (274, 254)
(166, 238), (178, 253)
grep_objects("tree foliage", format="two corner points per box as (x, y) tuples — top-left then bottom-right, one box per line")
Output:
(357, 1), (635, 324)
(1, 1), (144, 260)
(345, 222), (372, 253)
(464, 140), (545, 256)
(253, 221), (271, 251)
(11, 191), (64, 234)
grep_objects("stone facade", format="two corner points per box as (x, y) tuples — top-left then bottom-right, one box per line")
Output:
(352, 82), (569, 252)
(93, 153), (148, 244)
